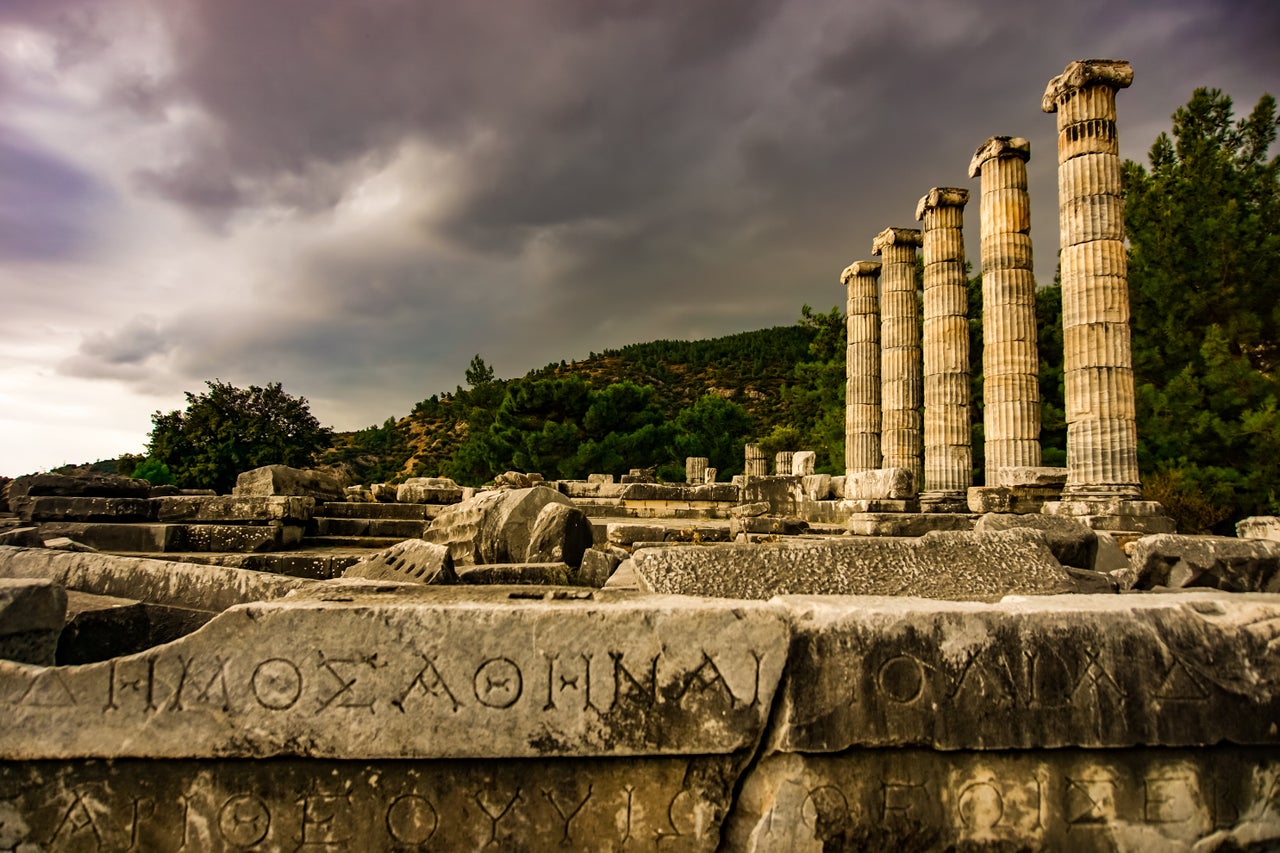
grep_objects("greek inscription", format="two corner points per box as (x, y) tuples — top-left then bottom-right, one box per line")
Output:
(392, 655), (460, 713)
(620, 785), (635, 845)
(475, 787), (521, 847)
(105, 658), (159, 714)
(251, 658), (303, 711)
(610, 652), (659, 710)
(1066, 776), (1116, 827)
(385, 794), (438, 845)
(543, 653), (601, 712)
(801, 785), (852, 834)
(315, 652), (377, 713)
(654, 788), (690, 843)
(675, 652), (743, 707)
(948, 649), (1017, 707)
(958, 781), (1004, 831)
(542, 784), (592, 844)
(48, 790), (104, 848)
(877, 655), (928, 704)
(296, 793), (351, 847)
(18, 669), (76, 708)
(474, 658), (523, 709)
(881, 780), (928, 821)
(1154, 656), (1210, 702)
(124, 797), (155, 852)
(1071, 649), (1126, 704)
(170, 656), (230, 712)
(218, 795), (270, 847)
(1143, 775), (1197, 824)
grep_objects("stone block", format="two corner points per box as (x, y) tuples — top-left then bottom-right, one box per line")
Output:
(974, 512), (1097, 569)
(0, 755), (749, 851)
(729, 516), (809, 537)
(0, 586), (790, 759)
(455, 562), (573, 585)
(841, 498), (921, 513)
(619, 482), (740, 503)
(559, 480), (627, 499)
(36, 522), (173, 552)
(153, 495), (315, 524)
(577, 547), (625, 588)
(20, 496), (155, 523)
(730, 502), (770, 518)
(55, 590), (151, 664)
(524, 502), (593, 569)
(767, 592), (1280, 752)
(0, 547), (314, 613)
(846, 512), (974, 537)
(426, 486), (573, 566)
(371, 483), (398, 502)
(727, 747), (1280, 851)
(170, 523), (304, 553)
(966, 485), (1058, 514)
(1128, 534), (1280, 592)
(606, 522), (667, 547)
(740, 477), (801, 515)
(997, 466), (1068, 487)
(800, 474), (831, 501)
(232, 465), (345, 501)
(0, 577), (66, 665)
(8, 473), (150, 505)
(1238, 516), (1280, 542)
(41, 537), (98, 552)
(587, 473), (614, 484)
(844, 468), (916, 500)
(0, 527), (43, 547)
(791, 451), (817, 476)
(630, 530), (1071, 600)
(343, 539), (457, 585)
(396, 478), (464, 504)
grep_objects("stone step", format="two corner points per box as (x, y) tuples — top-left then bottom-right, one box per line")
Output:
(149, 550), (376, 580)
(316, 502), (447, 521)
(307, 518), (428, 538)
(301, 535), (407, 549)
(36, 522), (305, 553)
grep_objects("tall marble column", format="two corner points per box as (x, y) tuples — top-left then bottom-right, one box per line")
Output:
(871, 227), (924, 488)
(840, 260), (882, 477)
(915, 188), (973, 508)
(1042, 59), (1141, 499)
(969, 136), (1042, 484)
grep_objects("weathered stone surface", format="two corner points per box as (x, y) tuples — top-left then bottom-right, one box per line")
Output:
(974, 511), (1097, 569)
(19, 496), (155, 523)
(844, 468), (916, 500)
(730, 502), (771, 518)
(730, 516), (809, 537)
(456, 562), (573, 585)
(0, 754), (749, 851)
(0, 586), (789, 759)
(728, 747), (1280, 852)
(605, 521), (730, 547)
(8, 474), (150, 519)
(425, 486), (574, 566)
(0, 526), (43, 547)
(559, 479), (627, 499)
(0, 546), (314, 612)
(841, 498), (921, 513)
(998, 466), (1068, 487)
(1043, 497), (1176, 534)
(170, 522), (304, 553)
(1238, 516), (1280, 542)
(846, 512), (974, 537)
(0, 578), (66, 665)
(153, 495), (315, 523)
(769, 592), (1280, 752)
(631, 530), (1072, 600)
(40, 537), (98, 552)
(395, 477), (464, 504)
(791, 451), (816, 477)
(524, 502), (595, 569)
(965, 485), (1059, 514)
(619, 482), (740, 503)
(578, 547), (626, 588)
(371, 482), (398, 502)
(495, 471), (545, 488)
(55, 590), (150, 665)
(342, 539), (457, 585)
(35, 521), (172, 552)
(800, 474), (830, 501)
(1128, 534), (1280, 592)
(232, 465), (345, 501)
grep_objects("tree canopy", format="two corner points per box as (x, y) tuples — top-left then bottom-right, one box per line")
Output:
(148, 380), (333, 493)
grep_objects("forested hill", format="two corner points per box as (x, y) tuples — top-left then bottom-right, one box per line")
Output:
(321, 318), (836, 487)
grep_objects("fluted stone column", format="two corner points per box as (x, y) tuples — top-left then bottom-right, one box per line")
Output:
(841, 260), (882, 477)
(774, 451), (794, 477)
(744, 443), (768, 478)
(1043, 59), (1140, 499)
(916, 188), (973, 508)
(685, 457), (708, 485)
(970, 136), (1042, 483)
(872, 227), (924, 488)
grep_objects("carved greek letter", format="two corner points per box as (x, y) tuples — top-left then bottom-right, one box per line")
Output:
(105, 658), (159, 714)
(609, 652), (659, 710)
(474, 787), (521, 847)
(1066, 776), (1116, 827)
(473, 658), (523, 709)
(315, 652), (377, 713)
(18, 669), (76, 708)
(385, 794), (438, 844)
(881, 780), (928, 821)
(217, 795), (270, 847)
(1143, 775), (1196, 824)
(957, 781), (1004, 830)
(675, 652), (743, 707)
(170, 656), (230, 712)
(876, 656), (928, 704)
(542, 784), (592, 844)
(295, 793), (351, 847)
(47, 790), (105, 848)
(251, 658), (302, 711)
(543, 653), (601, 712)
(392, 655), (460, 713)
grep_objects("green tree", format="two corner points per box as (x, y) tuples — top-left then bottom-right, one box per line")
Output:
(148, 380), (334, 492)
(670, 394), (756, 477)
(131, 458), (176, 486)
(1123, 88), (1280, 529)
(776, 304), (846, 473)
(465, 354), (496, 388)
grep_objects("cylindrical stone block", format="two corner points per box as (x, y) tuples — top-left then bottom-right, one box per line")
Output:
(744, 443), (768, 478)
(685, 457), (708, 485)
(916, 188), (972, 500)
(872, 228), (924, 484)
(774, 451), (794, 477)
(1043, 59), (1140, 498)
(841, 260), (883, 475)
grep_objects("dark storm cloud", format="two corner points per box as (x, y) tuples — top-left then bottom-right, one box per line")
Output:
(59, 315), (172, 381)
(0, 132), (110, 261)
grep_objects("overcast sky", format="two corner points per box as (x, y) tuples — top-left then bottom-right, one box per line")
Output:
(1, 0), (1277, 477)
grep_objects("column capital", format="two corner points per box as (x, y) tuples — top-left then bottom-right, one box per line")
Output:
(1042, 59), (1133, 113)
(968, 136), (1030, 178)
(840, 260), (882, 284)
(914, 187), (969, 221)
(871, 227), (922, 256)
